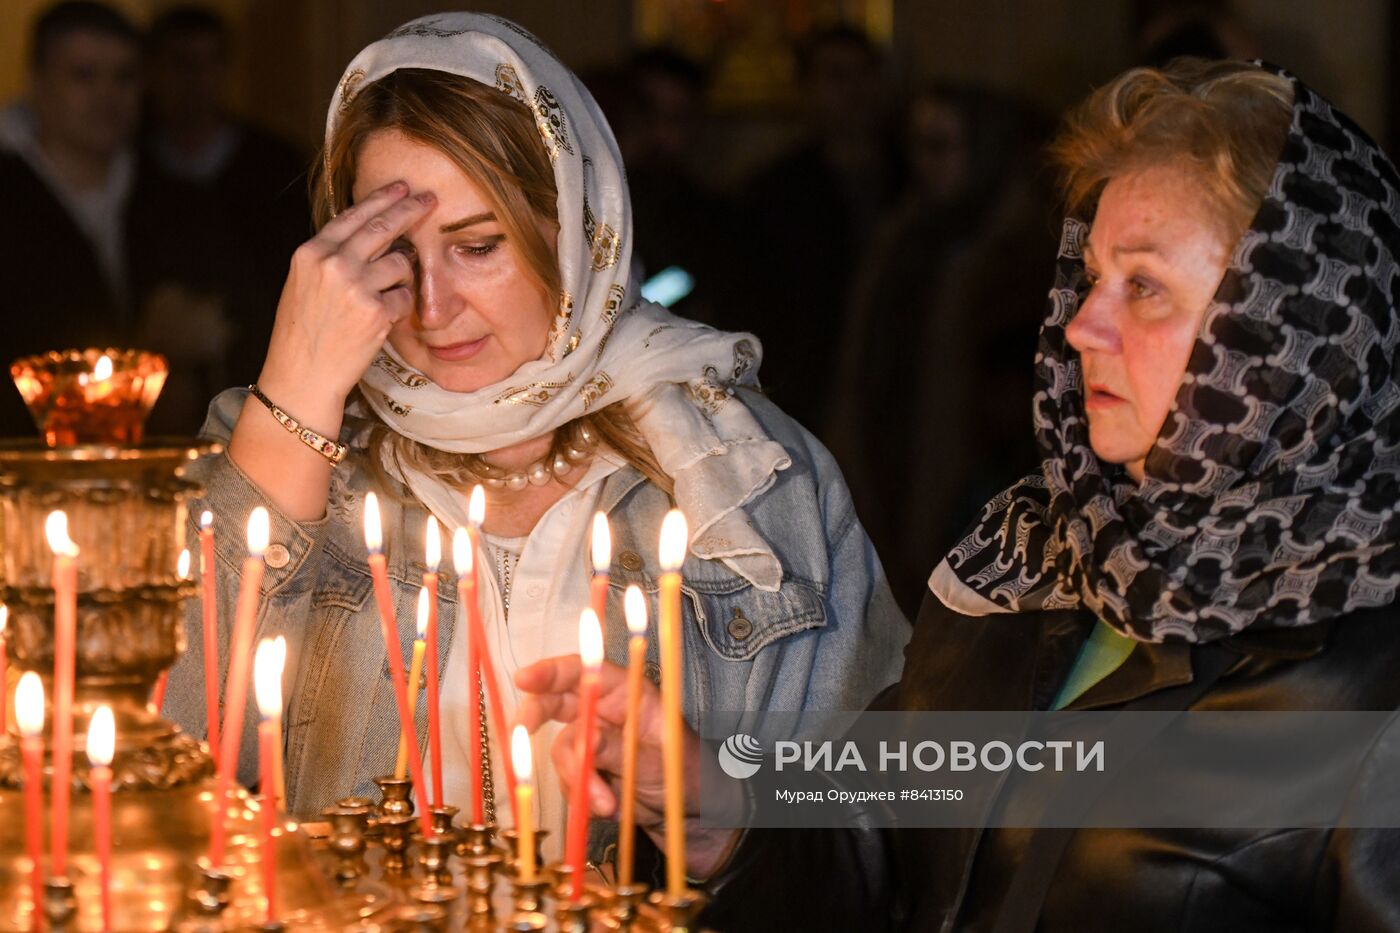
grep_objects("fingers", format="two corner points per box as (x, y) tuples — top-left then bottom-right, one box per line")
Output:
(316, 181), (410, 245)
(338, 191), (436, 263)
(364, 251), (414, 294)
(516, 690), (579, 734)
(515, 655), (584, 695)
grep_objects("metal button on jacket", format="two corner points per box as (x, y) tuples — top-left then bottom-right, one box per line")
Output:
(265, 543), (291, 569)
(618, 550), (644, 572)
(727, 608), (754, 641)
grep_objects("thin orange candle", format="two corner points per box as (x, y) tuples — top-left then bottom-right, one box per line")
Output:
(658, 509), (689, 896)
(453, 522), (484, 825)
(423, 516), (444, 807)
(87, 705), (115, 933)
(17, 672), (45, 926)
(254, 639), (283, 924)
(0, 604), (9, 733)
(151, 550), (191, 712)
(565, 608), (604, 903)
(511, 724), (536, 883)
(363, 492), (433, 837)
(618, 584), (649, 887)
(394, 589), (429, 779)
(454, 486), (517, 821)
(268, 636), (287, 810)
(46, 508), (79, 878)
(199, 511), (220, 767)
(589, 511), (610, 625)
(209, 507), (269, 867)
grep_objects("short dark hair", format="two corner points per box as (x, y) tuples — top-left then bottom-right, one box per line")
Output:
(147, 5), (230, 56)
(30, 1), (140, 70)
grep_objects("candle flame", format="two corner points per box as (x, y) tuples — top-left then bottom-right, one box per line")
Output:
(424, 516), (441, 572)
(16, 672), (44, 737)
(45, 510), (78, 557)
(271, 634), (287, 673)
(658, 509), (687, 572)
(511, 723), (533, 784)
(452, 526), (473, 578)
(591, 512), (611, 574)
(200, 510), (213, 530)
(468, 484), (485, 526)
(177, 549), (191, 580)
(247, 507), (270, 557)
(0, 603), (7, 635)
(254, 638), (284, 720)
(363, 492), (382, 553)
(416, 586), (430, 639)
(624, 584), (648, 636)
(93, 354), (113, 382)
(87, 705), (115, 767)
(579, 608), (603, 668)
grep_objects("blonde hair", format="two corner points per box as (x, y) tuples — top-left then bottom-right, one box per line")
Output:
(314, 68), (671, 496)
(1050, 59), (1294, 242)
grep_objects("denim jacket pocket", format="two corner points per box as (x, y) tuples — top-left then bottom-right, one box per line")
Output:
(694, 578), (827, 662)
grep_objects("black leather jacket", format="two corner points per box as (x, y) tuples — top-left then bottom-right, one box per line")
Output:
(702, 595), (1400, 932)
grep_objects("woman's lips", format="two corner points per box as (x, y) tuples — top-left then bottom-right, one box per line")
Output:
(426, 336), (489, 362)
(1085, 384), (1126, 410)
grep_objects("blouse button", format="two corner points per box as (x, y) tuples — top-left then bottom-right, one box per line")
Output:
(618, 550), (644, 572)
(726, 608), (753, 641)
(264, 544), (291, 569)
(526, 583), (545, 598)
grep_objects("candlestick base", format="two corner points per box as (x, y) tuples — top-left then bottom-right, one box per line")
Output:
(372, 775), (415, 821)
(463, 849), (504, 917)
(498, 827), (550, 877)
(378, 814), (416, 874)
(504, 910), (549, 932)
(43, 877), (77, 932)
(416, 831), (457, 888)
(429, 804), (459, 839)
(643, 889), (710, 932)
(609, 882), (651, 929)
(455, 820), (497, 859)
(509, 874), (551, 914)
(393, 903), (448, 931)
(323, 802), (370, 886)
(553, 892), (597, 933)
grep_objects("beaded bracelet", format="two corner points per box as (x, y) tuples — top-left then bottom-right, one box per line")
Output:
(247, 384), (348, 466)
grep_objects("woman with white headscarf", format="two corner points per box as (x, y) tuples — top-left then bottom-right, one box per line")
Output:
(164, 12), (909, 864)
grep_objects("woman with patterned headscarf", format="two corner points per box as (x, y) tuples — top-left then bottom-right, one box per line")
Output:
(521, 59), (1400, 929)
(163, 13), (909, 864)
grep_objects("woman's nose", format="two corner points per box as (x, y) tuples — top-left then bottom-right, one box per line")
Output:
(1065, 286), (1121, 355)
(415, 262), (460, 329)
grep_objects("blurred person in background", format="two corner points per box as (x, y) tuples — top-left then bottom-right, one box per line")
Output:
(0, 1), (145, 435)
(742, 25), (902, 435)
(828, 83), (1055, 614)
(138, 5), (310, 432)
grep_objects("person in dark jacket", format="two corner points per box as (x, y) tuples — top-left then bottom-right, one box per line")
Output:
(516, 58), (1400, 931)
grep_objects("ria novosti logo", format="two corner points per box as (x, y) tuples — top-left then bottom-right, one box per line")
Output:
(717, 733), (764, 779)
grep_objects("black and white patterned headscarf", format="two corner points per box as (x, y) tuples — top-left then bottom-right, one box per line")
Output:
(932, 66), (1400, 642)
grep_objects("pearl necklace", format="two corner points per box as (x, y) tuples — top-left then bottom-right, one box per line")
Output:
(468, 423), (597, 491)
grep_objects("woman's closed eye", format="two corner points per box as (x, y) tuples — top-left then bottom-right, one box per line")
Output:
(454, 235), (505, 258)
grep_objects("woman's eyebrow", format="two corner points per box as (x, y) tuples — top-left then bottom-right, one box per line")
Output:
(440, 211), (497, 233)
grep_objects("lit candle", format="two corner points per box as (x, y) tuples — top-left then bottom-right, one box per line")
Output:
(565, 608), (604, 903)
(0, 604), (8, 733)
(88, 705), (115, 933)
(589, 511), (610, 624)
(511, 724), (536, 883)
(453, 486), (518, 822)
(268, 635), (287, 810)
(394, 588), (429, 780)
(17, 672), (45, 924)
(618, 584), (649, 887)
(199, 510), (219, 768)
(46, 508), (79, 878)
(363, 492), (433, 837)
(151, 549), (191, 712)
(209, 507), (269, 867)
(658, 509), (689, 896)
(453, 521), (484, 825)
(254, 639), (283, 924)
(423, 517), (444, 808)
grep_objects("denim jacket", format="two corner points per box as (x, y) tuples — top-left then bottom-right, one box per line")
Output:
(165, 387), (911, 828)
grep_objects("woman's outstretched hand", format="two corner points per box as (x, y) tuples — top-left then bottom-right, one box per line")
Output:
(258, 181), (434, 414)
(515, 655), (745, 879)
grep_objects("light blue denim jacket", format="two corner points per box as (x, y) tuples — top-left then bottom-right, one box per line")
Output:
(165, 387), (910, 825)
